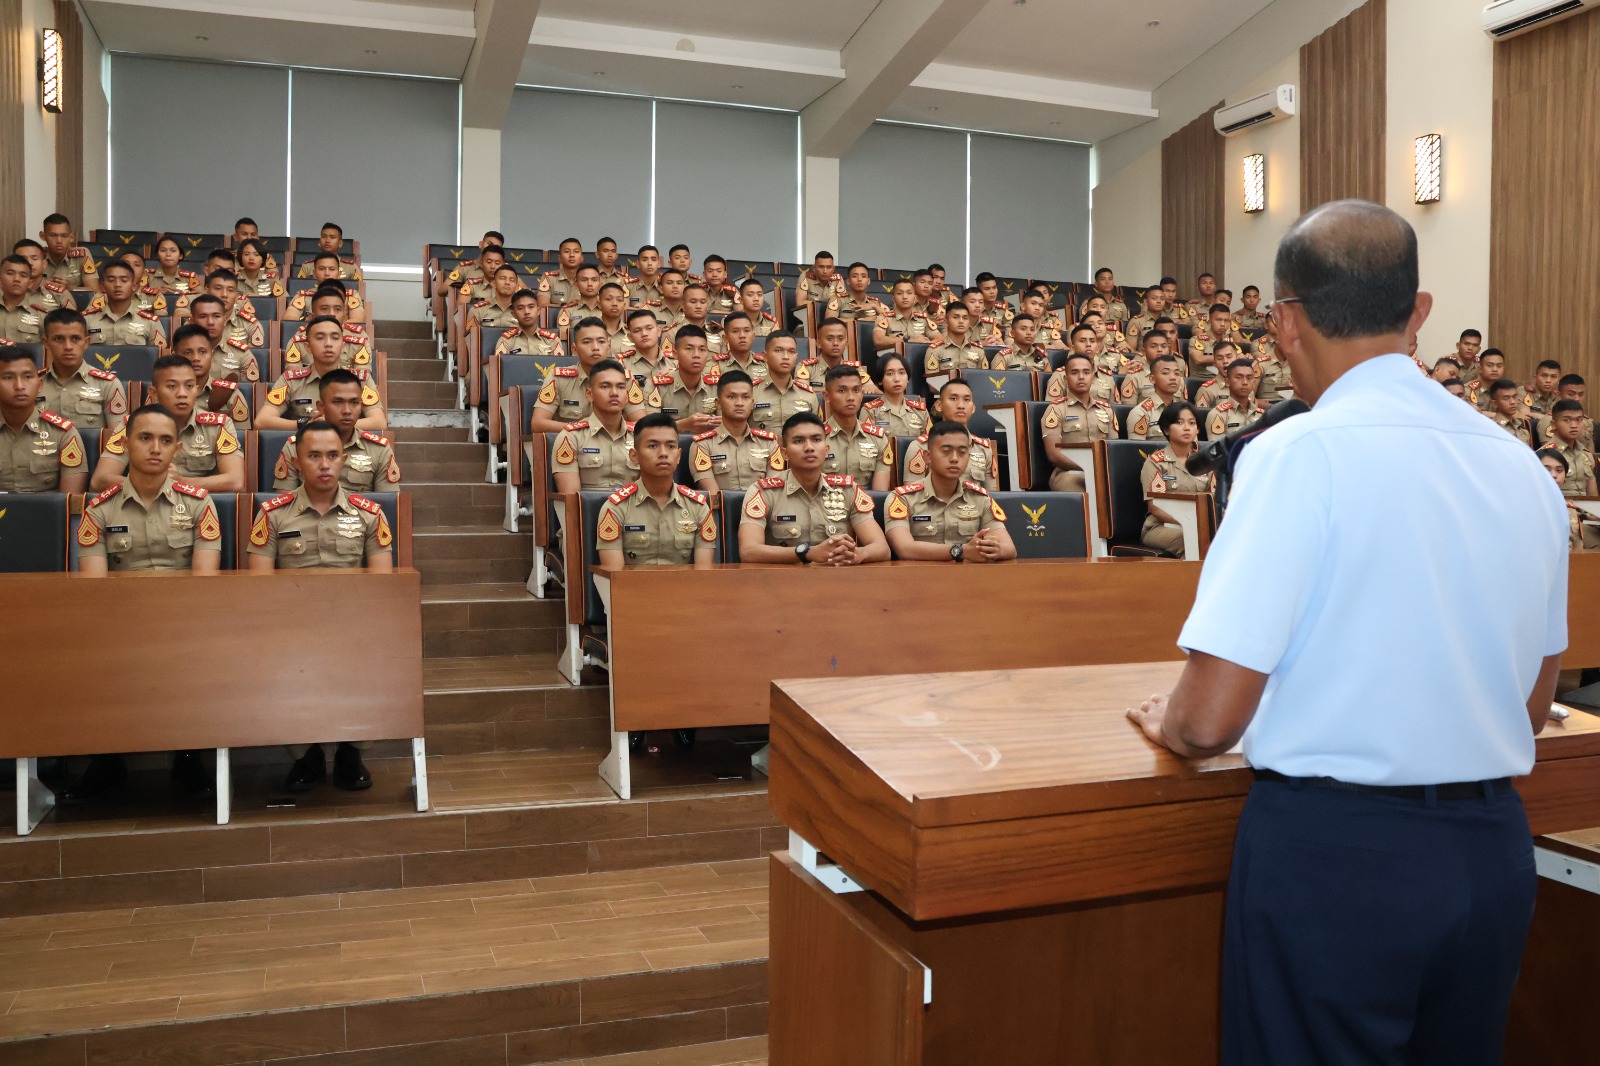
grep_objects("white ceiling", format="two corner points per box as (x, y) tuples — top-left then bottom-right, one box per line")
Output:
(79, 0), (1279, 143)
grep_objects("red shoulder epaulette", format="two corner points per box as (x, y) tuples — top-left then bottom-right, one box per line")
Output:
(692, 428), (717, 441)
(995, 346), (1013, 356)
(1150, 449), (1169, 464)
(563, 419), (590, 430)
(86, 367), (117, 381)
(43, 280), (65, 294)
(345, 322), (365, 333)
(553, 366), (579, 378)
(962, 480), (990, 495)
(537, 329), (558, 340)
(761, 312), (776, 323)
(973, 436), (994, 447)
(473, 299), (488, 308)
(196, 411), (227, 425)
(67, 247), (87, 259)
(348, 493), (381, 515)
(286, 367), (312, 381)
(178, 269), (197, 278)
(751, 428), (777, 440)
(624, 420), (637, 432)
(796, 380), (815, 392)
(141, 285), (160, 296)
(1139, 398), (1156, 410)
(652, 373), (674, 385)
(499, 326), (524, 340)
(261, 492), (295, 512)
(861, 422), (885, 438)
(359, 430), (391, 446)
(757, 476), (785, 489)
(171, 481), (208, 499)
(823, 473), (855, 487)
(138, 309), (158, 321)
(228, 338), (251, 351)
(862, 397), (884, 408)
(544, 270), (560, 278)
(89, 483), (121, 506)
(894, 483), (922, 496)
(608, 483), (639, 505)
(676, 485), (707, 504)
(208, 378), (234, 389)
(340, 256), (356, 265)
(907, 397), (927, 410)
(39, 411), (73, 430)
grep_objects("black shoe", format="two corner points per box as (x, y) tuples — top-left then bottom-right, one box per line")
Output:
(673, 729), (697, 750)
(285, 745), (326, 793)
(61, 755), (127, 804)
(629, 732), (645, 754)
(171, 750), (215, 799)
(332, 743), (372, 791)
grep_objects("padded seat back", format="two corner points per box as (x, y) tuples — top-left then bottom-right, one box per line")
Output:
(161, 233), (225, 253)
(1098, 439), (1164, 547)
(0, 492), (67, 572)
(904, 342), (933, 399)
(721, 491), (745, 563)
(992, 490), (1089, 560)
(85, 345), (160, 385)
(245, 295), (279, 321)
(1019, 401), (1053, 490)
(256, 429), (295, 491)
(90, 230), (160, 254)
(960, 368), (1035, 407)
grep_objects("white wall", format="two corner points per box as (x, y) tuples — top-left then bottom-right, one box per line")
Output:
(79, 2), (108, 233)
(20, 0), (57, 227)
(1223, 53), (1300, 301)
(1386, 0), (1493, 358)
(1089, 145), (1161, 286)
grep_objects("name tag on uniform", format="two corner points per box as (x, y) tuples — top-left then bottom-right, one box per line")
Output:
(754, 403), (771, 410)
(86, 326), (102, 336)
(1065, 414), (1079, 422)
(292, 397), (313, 406)
(711, 453), (727, 462)
(912, 515), (932, 523)
(775, 514), (797, 522)
(624, 524), (645, 532)
(107, 525), (128, 534)
(663, 407), (681, 417)
(560, 399), (580, 407)
(580, 447), (600, 454)
(279, 529), (302, 539)
(1162, 473), (1177, 482)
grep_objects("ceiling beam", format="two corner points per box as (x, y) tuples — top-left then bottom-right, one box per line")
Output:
(801, 0), (987, 157)
(461, 0), (540, 129)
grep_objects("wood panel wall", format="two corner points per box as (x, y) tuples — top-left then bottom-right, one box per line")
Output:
(1300, 0), (1386, 211)
(1490, 8), (1600, 384)
(1161, 105), (1225, 291)
(0, 0), (25, 241)
(51, 0), (81, 226)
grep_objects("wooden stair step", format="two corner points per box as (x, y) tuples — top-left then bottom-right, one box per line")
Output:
(373, 319), (432, 340)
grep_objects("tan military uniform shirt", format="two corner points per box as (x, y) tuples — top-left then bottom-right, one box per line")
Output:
(826, 292), (885, 324)
(286, 288), (363, 321)
(1081, 293), (1131, 327)
(1553, 440), (1595, 497)
(284, 328), (372, 370)
(83, 305), (166, 348)
(795, 357), (871, 389)
(925, 338), (988, 375)
(862, 396), (927, 437)
(273, 428), (400, 493)
(198, 380), (254, 428)
(144, 269), (200, 294)
(740, 471), (876, 547)
(43, 250), (95, 288)
(621, 348), (673, 386)
(705, 284), (739, 319)
(262, 366), (382, 421)
(595, 482), (716, 565)
(749, 311), (779, 338)
(0, 410), (85, 491)
(1193, 378), (1229, 409)
(236, 271), (285, 298)
(878, 310), (933, 347)
(1126, 311), (1160, 350)
(533, 366), (591, 426)
(988, 345), (1050, 372)
(76, 477), (221, 569)
(1255, 356), (1294, 404)
(1125, 396), (1176, 441)
(1235, 310), (1269, 331)
(1486, 409), (1534, 447)
(689, 425), (779, 491)
(712, 353), (769, 385)
(248, 487), (391, 567)
(647, 367), (720, 422)
(1140, 448), (1214, 544)
(665, 321), (724, 356)
(38, 363), (127, 429)
(884, 478), (1003, 546)
(1206, 398), (1262, 439)
(550, 418), (638, 489)
(1538, 414), (1594, 452)
(749, 376), (817, 433)
(297, 258), (362, 281)
(494, 327), (563, 358)
(596, 267), (632, 290)
(102, 409), (239, 482)
(653, 304), (687, 332)
(1467, 379), (1526, 412)
(902, 432), (998, 490)
(540, 270), (582, 307)
(983, 303), (1016, 333)
(796, 271), (844, 315)
(0, 298), (51, 342)
(627, 278), (664, 308)
(1042, 394), (1115, 493)
(471, 299), (519, 329)
(555, 300), (603, 335)
(1526, 390), (1561, 418)
(818, 418), (892, 484)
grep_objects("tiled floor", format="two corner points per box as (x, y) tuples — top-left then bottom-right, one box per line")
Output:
(582, 1036), (767, 1065)
(0, 856), (770, 1041)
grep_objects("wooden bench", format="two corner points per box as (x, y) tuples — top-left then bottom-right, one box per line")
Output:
(0, 569), (426, 834)
(584, 550), (1600, 799)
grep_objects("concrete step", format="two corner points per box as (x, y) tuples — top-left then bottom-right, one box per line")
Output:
(374, 318), (432, 339)
(382, 336), (440, 360)
(423, 654), (610, 753)
(390, 409), (470, 430)
(405, 480), (506, 528)
(415, 527), (532, 585)
(395, 439), (485, 482)
(422, 583), (563, 658)
(386, 424), (470, 442)
(420, 555), (532, 585)
(386, 356), (450, 382)
(388, 380), (458, 410)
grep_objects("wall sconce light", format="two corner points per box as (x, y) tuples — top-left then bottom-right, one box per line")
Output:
(39, 28), (62, 114)
(1243, 154), (1266, 213)
(1414, 133), (1442, 204)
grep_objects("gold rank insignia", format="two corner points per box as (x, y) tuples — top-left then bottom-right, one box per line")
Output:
(990, 498), (1006, 521)
(274, 450), (292, 480)
(692, 446), (712, 473)
(217, 426), (239, 454)
(76, 512), (99, 546)
(537, 379), (558, 404)
(60, 436), (84, 467)
(198, 508), (221, 541)
(103, 427), (126, 455)
(743, 491), (768, 520)
(553, 436), (576, 465)
(266, 384), (288, 405)
(699, 512), (717, 542)
(375, 514), (393, 547)
(597, 509), (621, 542)
(886, 494), (909, 521)
(626, 380), (644, 406)
(249, 510), (271, 546)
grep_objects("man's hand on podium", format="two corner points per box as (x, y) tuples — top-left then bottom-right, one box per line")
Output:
(1124, 651), (1268, 758)
(1126, 695), (1171, 750)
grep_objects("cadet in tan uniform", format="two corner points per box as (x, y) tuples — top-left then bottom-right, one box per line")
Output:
(455, 246), (506, 309)
(1537, 375), (1593, 450)
(620, 309), (673, 383)
(495, 290), (564, 358)
(750, 331), (817, 433)
(40, 213), (96, 288)
(1484, 379), (1535, 446)
(188, 269), (266, 350)
(1465, 349), (1516, 410)
(83, 262), (168, 351)
(1078, 268), (1130, 327)
(1042, 352), (1116, 492)
(827, 262), (885, 326)
(974, 273), (1015, 335)
(142, 237), (198, 295)
(1443, 329), (1484, 382)
(654, 269), (689, 331)
(793, 251), (844, 335)
(913, 269), (946, 325)
(647, 324), (720, 433)
(667, 284), (723, 356)
(903, 379), (998, 489)
(594, 237), (631, 289)
(552, 265), (604, 335)
(884, 421), (1016, 563)
(0, 253), (54, 342)
(736, 278), (779, 337)
(1235, 286), (1269, 331)
(284, 287), (373, 369)
(1194, 342), (1245, 407)
(468, 265), (522, 330)
(1137, 401), (1213, 557)
(959, 288), (1003, 347)
(594, 283), (632, 355)
(531, 319), (634, 434)
(294, 223), (362, 281)
(1115, 327), (1173, 402)
(36, 309), (127, 431)
(1125, 287), (1167, 351)
(690, 369), (779, 494)
(1181, 273), (1219, 324)
(924, 302), (989, 380)
(248, 420), (392, 793)
(92, 355), (243, 492)
(168, 322), (252, 427)
(66, 403), (221, 802)
(539, 238), (585, 309)
(1545, 401), (1595, 495)
(814, 363), (893, 490)
(551, 360), (639, 493)
(873, 280), (934, 354)
(233, 238), (284, 298)
(1526, 360), (1563, 417)
(797, 318), (870, 390)
(1205, 359), (1267, 438)
(272, 370), (402, 493)
(596, 413), (717, 568)
(701, 255), (738, 321)
(0, 346), (87, 492)
(627, 245), (665, 309)
(715, 313), (768, 384)
(863, 352), (930, 437)
(256, 317), (385, 431)
(668, 244), (696, 280)
(738, 410), (889, 565)
(286, 267), (365, 323)
(988, 314), (1051, 372)
(1125, 354), (1186, 440)
(1016, 289), (1067, 348)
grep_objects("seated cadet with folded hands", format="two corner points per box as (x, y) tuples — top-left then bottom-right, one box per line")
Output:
(884, 420), (1016, 564)
(738, 410), (889, 566)
(595, 412), (717, 569)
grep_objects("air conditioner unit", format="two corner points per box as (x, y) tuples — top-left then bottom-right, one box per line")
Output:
(1214, 86), (1296, 137)
(1482, 0), (1597, 39)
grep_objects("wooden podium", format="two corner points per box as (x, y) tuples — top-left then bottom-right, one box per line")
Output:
(765, 662), (1600, 1066)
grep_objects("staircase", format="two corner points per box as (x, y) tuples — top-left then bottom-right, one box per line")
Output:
(0, 319), (774, 1066)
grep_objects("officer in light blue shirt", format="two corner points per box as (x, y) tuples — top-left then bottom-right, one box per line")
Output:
(1127, 200), (1567, 1066)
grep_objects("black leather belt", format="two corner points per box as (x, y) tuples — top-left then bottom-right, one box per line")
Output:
(1252, 767), (1512, 801)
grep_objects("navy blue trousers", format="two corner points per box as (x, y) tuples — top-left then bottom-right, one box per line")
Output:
(1222, 778), (1536, 1066)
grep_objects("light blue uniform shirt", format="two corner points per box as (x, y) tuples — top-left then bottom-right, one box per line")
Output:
(1178, 353), (1568, 785)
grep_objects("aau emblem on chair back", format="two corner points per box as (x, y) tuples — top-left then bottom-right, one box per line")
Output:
(1021, 502), (1047, 537)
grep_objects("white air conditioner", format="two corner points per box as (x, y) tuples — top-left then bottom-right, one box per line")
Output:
(1482, 0), (1597, 39)
(1214, 86), (1296, 137)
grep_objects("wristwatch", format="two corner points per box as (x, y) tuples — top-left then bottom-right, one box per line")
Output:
(796, 543), (812, 565)
(949, 543), (965, 563)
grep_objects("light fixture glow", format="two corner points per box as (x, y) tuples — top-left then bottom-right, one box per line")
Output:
(40, 28), (62, 114)
(1414, 133), (1442, 204)
(1243, 153), (1265, 213)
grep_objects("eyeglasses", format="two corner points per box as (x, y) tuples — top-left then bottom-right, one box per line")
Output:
(1270, 296), (1303, 322)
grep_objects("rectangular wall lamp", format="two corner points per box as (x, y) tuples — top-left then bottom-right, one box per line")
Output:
(1243, 154), (1266, 213)
(39, 28), (62, 114)
(1414, 133), (1442, 204)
